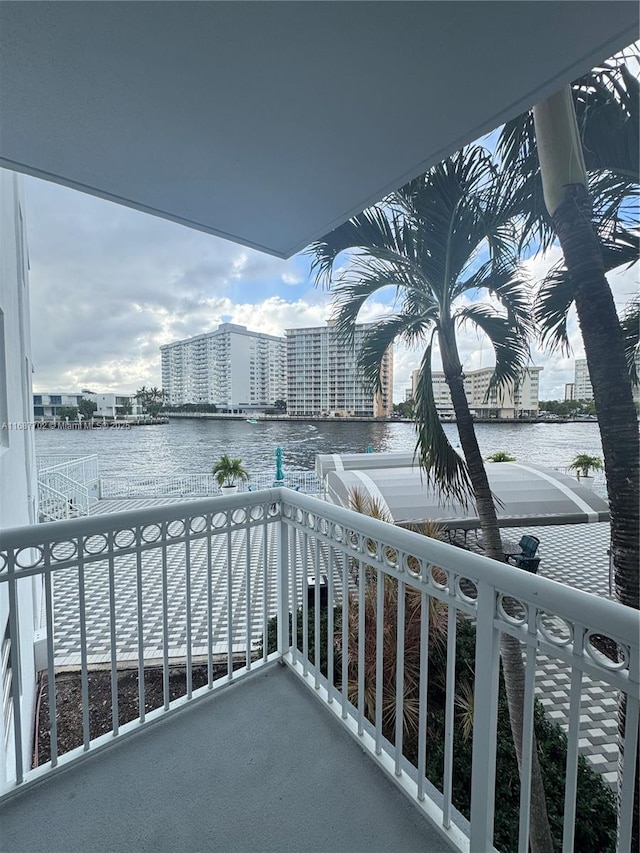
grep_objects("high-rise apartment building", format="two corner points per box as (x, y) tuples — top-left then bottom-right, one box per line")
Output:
(574, 355), (640, 405)
(161, 323), (286, 412)
(286, 323), (393, 417)
(411, 365), (542, 418)
(574, 358), (593, 401)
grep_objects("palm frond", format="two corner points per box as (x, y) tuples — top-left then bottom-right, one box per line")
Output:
(355, 315), (431, 395)
(455, 304), (531, 390)
(413, 343), (473, 504)
(620, 296), (640, 385)
(534, 263), (574, 354)
(306, 206), (398, 289)
(535, 226), (639, 354)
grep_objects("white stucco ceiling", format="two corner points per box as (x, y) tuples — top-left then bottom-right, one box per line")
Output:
(1, 2), (637, 258)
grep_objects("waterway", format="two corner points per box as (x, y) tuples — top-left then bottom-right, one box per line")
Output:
(34, 418), (605, 479)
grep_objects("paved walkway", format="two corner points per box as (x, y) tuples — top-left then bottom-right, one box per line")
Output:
(52, 499), (617, 788)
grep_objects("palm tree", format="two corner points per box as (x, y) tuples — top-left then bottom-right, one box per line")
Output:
(498, 53), (639, 847)
(308, 145), (553, 852)
(498, 56), (639, 613)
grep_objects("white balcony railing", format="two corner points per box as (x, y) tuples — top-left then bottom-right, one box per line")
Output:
(0, 489), (638, 852)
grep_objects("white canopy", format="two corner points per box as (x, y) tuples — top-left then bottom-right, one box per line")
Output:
(324, 459), (609, 528)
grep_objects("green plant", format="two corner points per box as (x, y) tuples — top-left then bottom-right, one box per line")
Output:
(486, 450), (516, 462)
(212, 454), (249, 488)
(569, 453), (603, 478)
(57, 406), (78, 420)
(259, 606), (341, 679)
(78, 398), (97, 419)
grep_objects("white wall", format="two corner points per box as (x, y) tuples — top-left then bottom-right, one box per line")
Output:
(0, 169), (40, 782)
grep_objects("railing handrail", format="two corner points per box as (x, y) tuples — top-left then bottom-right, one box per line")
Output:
(2, 487), (637, 650)
(37, 481), (73, 519)
(1, 487), (637, 850)
(37, 454), (99, 475)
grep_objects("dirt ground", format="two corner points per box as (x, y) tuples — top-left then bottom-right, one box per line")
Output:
(34, 663), (236, 767)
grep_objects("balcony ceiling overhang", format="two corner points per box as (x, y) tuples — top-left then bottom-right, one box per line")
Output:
(1, 2), (637, 258)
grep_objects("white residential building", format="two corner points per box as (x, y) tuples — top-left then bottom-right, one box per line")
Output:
(161, 323), (286, 412)
(575, 355), (640, 405)
(0, 170), (40, 781)
(32, 392), (83, 419)
(411, 365), (542, 419)
(286, 323), (393, 418)
(574, 358), (593, 401)
(32, 392), (142, 420)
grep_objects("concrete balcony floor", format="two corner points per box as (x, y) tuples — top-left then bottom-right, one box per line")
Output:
(0, 664), (453, 853)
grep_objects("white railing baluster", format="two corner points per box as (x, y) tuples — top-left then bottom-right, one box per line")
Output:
(517, 619), (537, 853)
(417, 587), (430, 801)
(470, 583), (501, 851)
(289, 525), (297, 661)
(301, 531), (309, 676)
(327, 546), (334, 704)
(276, 511), (289, 658)
(184, 527), (193, 700)
(357, 558), (365, 737)
(394, 577), (405, 775)
(44, 569), (58, 764)
(261, 514), (268, 663)
(375, 567), (384, 756)
(6, 559), (23, 785)
(314, 537), (320, 689)
(107, 535), (119, 733)
(206, 530), (213, 686)
(161, 527), (170, 709)
(562, 658), (584, 852)
(245, 524), (251, 671)
(77, 551), (90, 750)
(226, 521), (233, 678)
(135, 530), (145, 722)
(442, 601), (457, 827)
(341, 549), (349, 721)
(618, 694), (639, 853)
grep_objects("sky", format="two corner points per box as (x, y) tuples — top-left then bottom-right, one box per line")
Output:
(24, 172), (638, 403)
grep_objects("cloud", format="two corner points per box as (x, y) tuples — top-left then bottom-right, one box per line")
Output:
(24, 173), (638, 404)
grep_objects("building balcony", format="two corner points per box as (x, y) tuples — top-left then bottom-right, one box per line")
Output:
(0, 490), (638, 852)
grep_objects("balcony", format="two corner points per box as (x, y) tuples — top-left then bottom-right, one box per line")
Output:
(1, 489), (638, 852)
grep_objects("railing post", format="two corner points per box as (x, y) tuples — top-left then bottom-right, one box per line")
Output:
(277, 506), (289, 658)
(469, 581), (500, 850)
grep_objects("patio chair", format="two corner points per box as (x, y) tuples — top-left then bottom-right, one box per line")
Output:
(505, 534), (541, 573)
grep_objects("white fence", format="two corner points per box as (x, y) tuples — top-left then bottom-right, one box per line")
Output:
(0, 490), (637, 851)
(99, 471), (321, 498)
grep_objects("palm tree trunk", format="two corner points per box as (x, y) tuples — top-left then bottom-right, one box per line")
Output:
(441, 328), (554, 853)
(534, 92), (639, 849)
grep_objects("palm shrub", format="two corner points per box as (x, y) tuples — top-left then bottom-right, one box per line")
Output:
(424, 620), (617, 853)
(568, 453), (603, 479)
(211, 454), (249, 488)
(486, 450), (516, 462)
